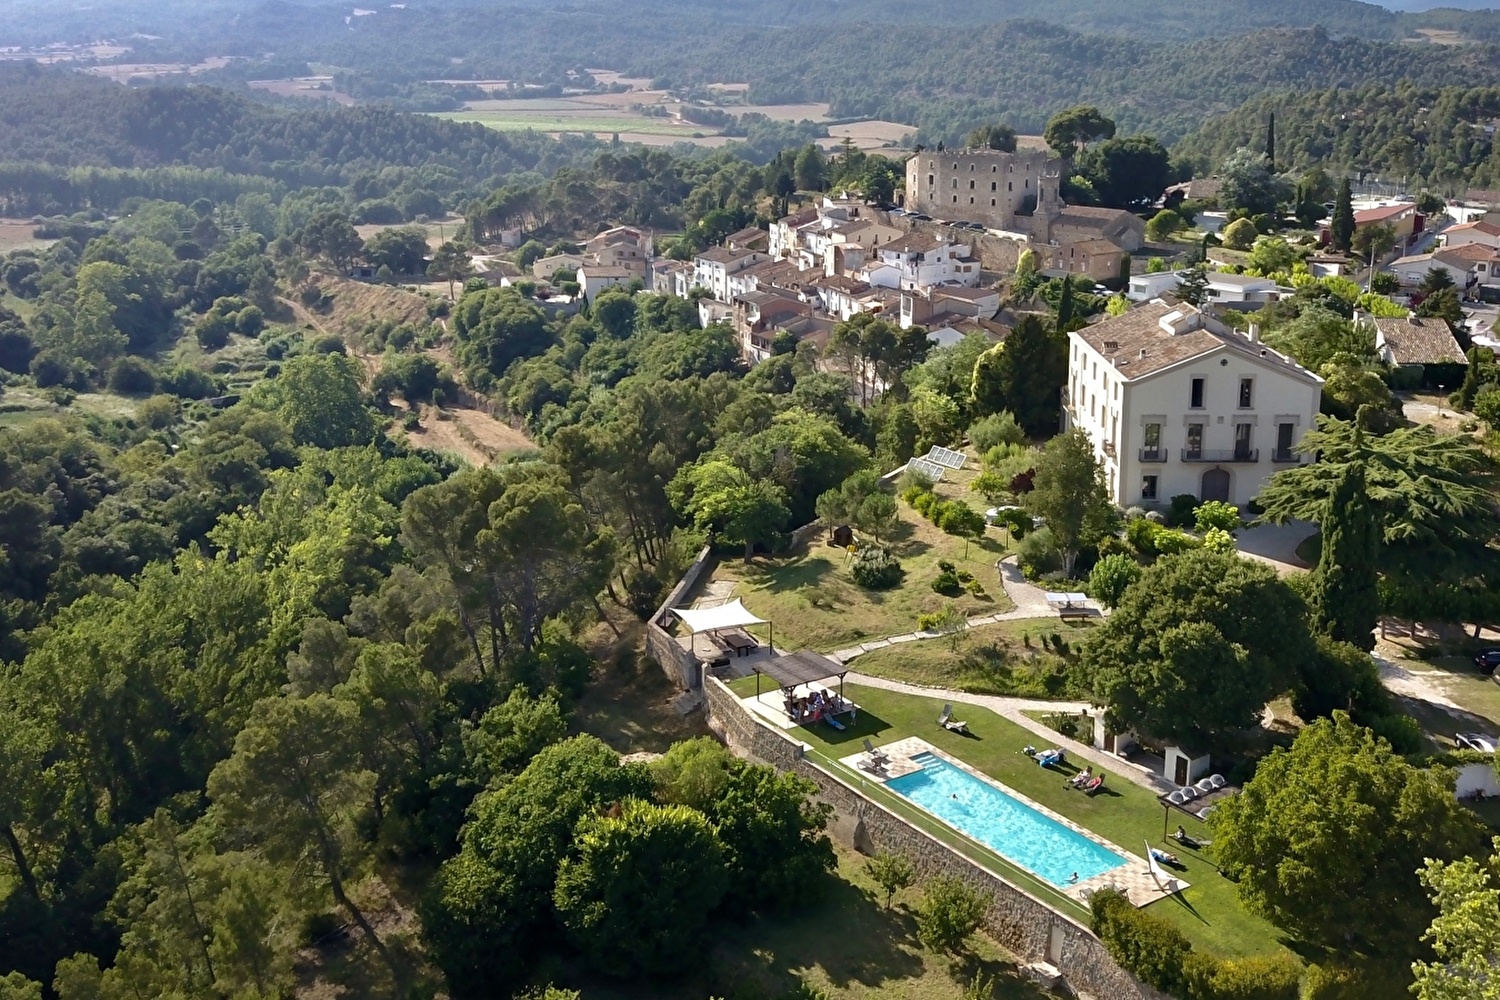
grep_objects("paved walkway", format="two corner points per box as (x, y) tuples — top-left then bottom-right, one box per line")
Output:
(830, 556), (1093, 664)
(842, 671), (1176, 795)
(1235, 520), (1316, 576)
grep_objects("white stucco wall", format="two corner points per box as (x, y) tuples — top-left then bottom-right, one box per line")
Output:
(1066, 333), (1321, 508)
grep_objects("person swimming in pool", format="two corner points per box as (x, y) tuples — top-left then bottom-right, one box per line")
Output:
(1066, 872), (1079, 884)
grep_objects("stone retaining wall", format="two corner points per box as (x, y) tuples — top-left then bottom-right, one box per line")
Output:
(702, 676), (1171, 1000)
(645, 544), (714, 690)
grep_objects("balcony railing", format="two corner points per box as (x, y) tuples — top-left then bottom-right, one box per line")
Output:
(1103, 440), (1116, 457)
(1138, 448), (1167, 463)
(1181, 448), (1259, 463)
(1271, 448), (1299, 463)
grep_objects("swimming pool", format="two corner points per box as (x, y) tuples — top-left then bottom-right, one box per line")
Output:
(885, 752), (1127, 886)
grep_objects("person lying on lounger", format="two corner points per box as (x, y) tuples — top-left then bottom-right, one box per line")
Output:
(1172, 826), (1208, 849)
(1080, 773), (1105, 794)
(1149, 847), (1182, 866)
(1067, 766), (1094, 789)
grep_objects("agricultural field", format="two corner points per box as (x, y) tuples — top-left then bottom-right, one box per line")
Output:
(0, 220), (54, 253)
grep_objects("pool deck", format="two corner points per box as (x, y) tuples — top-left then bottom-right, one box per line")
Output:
(841, 737), (1188, 908)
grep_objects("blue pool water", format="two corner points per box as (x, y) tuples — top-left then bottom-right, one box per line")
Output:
(885, 753), (1126, 886)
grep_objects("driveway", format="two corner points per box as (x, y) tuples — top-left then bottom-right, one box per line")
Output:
(1236, 520), (1316, 575)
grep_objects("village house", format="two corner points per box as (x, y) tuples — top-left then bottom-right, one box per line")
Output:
(1441, 219), (1500, 250)
(693, 246), (768, 302)
(531, 252), (584, 280)
(1039, 238), (1125, 284)
(870, 233), (981, 290)
(577, 263), (635, 301)
(1369, 313), (1466, 382)
(1128, 270), (1183, 302)
(731, 291), (813, 361)
(1390, 243), (1500, 293)
(1042, 205), (1147, 253)
(899, 285), (1002, 330)
(651, 258), (693, 298)
(1064, 300), (1322, 508)
(1204, 272), (1280, 309)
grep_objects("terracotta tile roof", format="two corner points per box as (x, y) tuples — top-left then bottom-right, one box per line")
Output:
(697, 246), (757, 265)
(726, 226), (768, 247)
(882, 233), (945, 255)
(1064, 238), (1123, 255)
(933, 286), (999, 301)
(581, 265), (634, 278)
(811, 274), (870, 293)
(1354, 203), (1415, 224)
(1057, 206), (1142, 226)
(1435, 242), (1498, 266)
(1447, 220), (1500, 237)
(1373, 315), (1465, 366)
(1074, 301), (1320, 384)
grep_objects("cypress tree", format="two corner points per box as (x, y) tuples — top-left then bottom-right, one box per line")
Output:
(1332, 177), (1355, 253)
(1056, 276), (1075, 334)
(1309, 458), (1380, 651)
(1265, 112), (1276, 174)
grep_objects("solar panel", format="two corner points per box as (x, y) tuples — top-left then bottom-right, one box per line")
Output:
(926, 445), (967, 470)
(907, 457), (947, 482)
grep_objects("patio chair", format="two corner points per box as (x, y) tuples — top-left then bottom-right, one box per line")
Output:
(937, 703), (970, 734)
(861, 738), (890, 765)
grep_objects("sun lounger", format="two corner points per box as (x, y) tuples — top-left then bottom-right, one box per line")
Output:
(861, 738), (889, 765)
(1037, 748), (1066, 768)
(937, 703), (970, 734)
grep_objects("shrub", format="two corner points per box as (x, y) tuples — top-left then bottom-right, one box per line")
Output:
(851, 545), (904, 590)
(136, 393), (180, 430)
(1474, 384), (1500, 428)
(1193, 953), (1302, 1000)
(195, 313), (230, 350)
(937, 560), (956, 573)
(1153, 528), (1203, 555)
(1016, 527), (1061, 579)
(1124, 506), (1147, 521)
(1089, 553), (1142, 609)
(911, 491), (938, 516)
(916, 875), (989, 955)
(402, 411), (421, 430)
(968, 411), (1025, 452)
(158, 364), (219, 399)
(956, 570), (973, 583)
(623, 567), (665, 620)
(1298, 964), (1365, 1000)
(898, 468), (935, 494)
(931, 571), (962, 596)
(235, 304), (265, 336)
(1223, 218), (1258, 250)
(107, 356), (157, 395)
(990, 506), (1031, 540)
(964, 580), (986, 597)
(309, 334), (347, 354)
(1366, 712), (1423, 755)
(1194, 500), (1242, 534)
(901, 483), (931, 505)
(1089, 890), (1192, 994)
(1167, 494), (1200, 527)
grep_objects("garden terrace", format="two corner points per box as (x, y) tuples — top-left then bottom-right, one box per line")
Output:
(725, 677), (1288, 961)
(701, 452), (1014, 653)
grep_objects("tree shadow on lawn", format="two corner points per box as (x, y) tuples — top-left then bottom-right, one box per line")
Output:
(797, 708), (896, 748)
(708, 872), (927, 994)
(748, 555), (836, 594)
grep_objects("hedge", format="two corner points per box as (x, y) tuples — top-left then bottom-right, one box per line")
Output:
(1090, 890), (1299, 1000)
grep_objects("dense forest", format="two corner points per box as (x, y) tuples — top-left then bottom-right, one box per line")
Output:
(1178, 84), (1500, 193)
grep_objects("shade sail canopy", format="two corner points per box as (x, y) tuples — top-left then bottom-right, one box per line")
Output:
(671, 599), (766, 634)
(755, 650), (848, 689)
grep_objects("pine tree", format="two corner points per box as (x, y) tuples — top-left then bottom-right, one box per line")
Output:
(1309, 457), (1380, 651)
(1175, 264), (1208, 306)
(1332, 177), (1355, 253)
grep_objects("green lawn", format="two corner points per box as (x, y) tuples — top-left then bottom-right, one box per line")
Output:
(726, 679), (1289, 962)
(559, 844), (1049, 1000)
(712, 510), (1014, 655)
(849, 618), (1095, 696)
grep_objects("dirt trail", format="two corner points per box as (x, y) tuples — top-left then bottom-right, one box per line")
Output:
(281, 278), (536, 467)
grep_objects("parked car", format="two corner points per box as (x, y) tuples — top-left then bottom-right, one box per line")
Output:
(1455, 732), (1498, 753)
(1473, 648), (1500, 675)
(912, 213), (933, 221)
